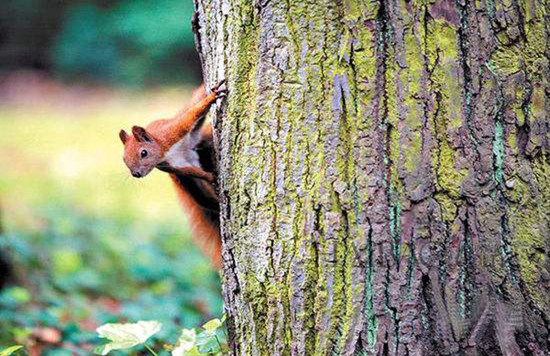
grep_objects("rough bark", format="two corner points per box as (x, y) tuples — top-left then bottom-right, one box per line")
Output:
(193, 0), (549, 355)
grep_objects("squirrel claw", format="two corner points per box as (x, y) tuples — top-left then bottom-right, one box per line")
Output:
(212, 79), (227, 94)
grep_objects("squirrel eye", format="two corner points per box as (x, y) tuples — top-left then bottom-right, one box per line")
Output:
(140, 149), (148, 158)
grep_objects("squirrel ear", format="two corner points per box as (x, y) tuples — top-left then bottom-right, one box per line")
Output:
(119, 129), (129, 144)
(132, 126), (152, 142)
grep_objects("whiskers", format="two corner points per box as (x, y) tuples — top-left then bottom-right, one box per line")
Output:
(107, 170), (138, 190)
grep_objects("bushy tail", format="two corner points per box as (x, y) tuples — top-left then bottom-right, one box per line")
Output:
(169, 174), (222, 268)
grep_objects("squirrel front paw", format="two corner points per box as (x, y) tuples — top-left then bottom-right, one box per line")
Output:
(212, 79), (227, 97)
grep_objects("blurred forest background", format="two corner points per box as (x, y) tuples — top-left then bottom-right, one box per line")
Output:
(0, 0), (202, 85)
(0, 1), (223, 355)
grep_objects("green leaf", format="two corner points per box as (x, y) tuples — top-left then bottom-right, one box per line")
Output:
(93, 345), (108, 355)
(201, 318), (223, 334)
(0, 346), (23, 356)
(172, 345), (200, 356)
(195, 331), (219, 354)
(172, 328), (197, 356)
(179, 328), (196, 350)
(95, 320), (162, 355)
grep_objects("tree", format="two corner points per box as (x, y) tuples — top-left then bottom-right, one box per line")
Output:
(193, 0), (549, 354)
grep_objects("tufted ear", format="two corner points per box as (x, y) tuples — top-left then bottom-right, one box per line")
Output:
(132, 126), (152, 142)
(119, 129), (129, 144)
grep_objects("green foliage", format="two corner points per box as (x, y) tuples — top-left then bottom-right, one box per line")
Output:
(51, 0), (199, 86)
(90, 317), (228, 355)
(121, 317), (229, 356)
(0, 207), (222, 354)
(0, 0), (199, 86)
(0, 346), (23, 356)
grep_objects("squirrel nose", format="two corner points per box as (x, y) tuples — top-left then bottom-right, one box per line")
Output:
(132, 172), (142, 178)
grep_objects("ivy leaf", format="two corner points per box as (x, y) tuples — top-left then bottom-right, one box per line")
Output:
(0, 346), (23, 356)
(95, 320), (162, 355)
(201, 318), (223, 334)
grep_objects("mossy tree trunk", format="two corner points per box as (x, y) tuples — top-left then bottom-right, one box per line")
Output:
(193, 0), (549, 355)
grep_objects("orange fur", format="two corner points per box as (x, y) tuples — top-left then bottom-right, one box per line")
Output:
(169, 174), (222, 268)
(144, 91), (219, 151)
(166, 87), (222, 267)
(120, 82), (225, 267)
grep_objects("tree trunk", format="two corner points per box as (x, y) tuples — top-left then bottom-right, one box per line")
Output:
(193, 0), (549, 355)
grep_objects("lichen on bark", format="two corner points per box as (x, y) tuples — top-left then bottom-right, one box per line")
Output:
(193, 0), (550, 355)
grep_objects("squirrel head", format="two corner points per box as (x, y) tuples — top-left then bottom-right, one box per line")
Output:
(119, 126), (163, 178)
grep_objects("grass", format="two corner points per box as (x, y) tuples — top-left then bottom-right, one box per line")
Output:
(0, 83), (223, 355)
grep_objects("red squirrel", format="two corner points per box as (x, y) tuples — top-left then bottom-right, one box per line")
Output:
(119, 81), (225, 267)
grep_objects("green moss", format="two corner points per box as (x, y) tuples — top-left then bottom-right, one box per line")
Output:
(435, 192), (458, 222)
(428, 18), (461, 129)
(489, 4), (548, 81)
(507, 131), (517, 152)
(489, 48), (521, 77)
(511, 216), (547, 308)
(386, 49), (401, 186)
(512, 87), (527, 127)
(403, 33), (423, 118)
(508, 160), (550, 311)
(437, 140), (468, 198)
(428, 18), (468, 196)
(241, 276), (270, 353)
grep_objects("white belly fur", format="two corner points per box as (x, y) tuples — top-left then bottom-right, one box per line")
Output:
(164, 136), (201, 168)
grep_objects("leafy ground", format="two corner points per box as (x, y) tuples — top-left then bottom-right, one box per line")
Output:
(0, 73), (223, 355)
